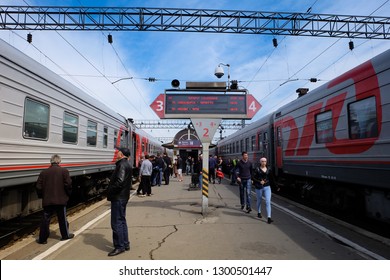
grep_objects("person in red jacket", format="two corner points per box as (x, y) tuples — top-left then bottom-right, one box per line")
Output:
(36, 154), (73, 244)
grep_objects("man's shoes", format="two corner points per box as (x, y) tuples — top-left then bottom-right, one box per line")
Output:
(257, 213), (262, 218)
(241, 205), (244, 210)
(267, 217), (274, 224)
(60, 233), (75, 241)
(108, 248), (125, 256)
(125, 245), (130, 251)
(36, 239), (47, 244)
(246, 208), (252, 213)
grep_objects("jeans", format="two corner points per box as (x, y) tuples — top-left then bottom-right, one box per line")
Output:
(230, 168), (237, 184)
(110, 200), (129, 250)
(158, 168), (163, 186)
(255, 185), (272, 218)
(239, 179), (252, 209)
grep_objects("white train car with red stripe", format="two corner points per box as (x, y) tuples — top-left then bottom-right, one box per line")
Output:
(0, 39), (163, 221)
(218, 49), (390, 223)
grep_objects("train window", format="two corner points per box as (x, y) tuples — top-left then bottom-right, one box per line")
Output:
(63, 112), (78, 144)
(263, 132), (268, 152)
(251, 136), (255, 151)
(87, 120), (97, 146)
(240, 139), (244, 153)
(103, 126), (108, 148)
(114, 130), (118, 148)
(245, 138), (249, 152)
(348, 97), (378, 139)
(119, 130), (127, 148)
(257, 133), (262, 151)
(315, 111), (333, 143)
(236, 141), (239, 153)
(276, 127), (282, 146)
(23, 98), (49, 140)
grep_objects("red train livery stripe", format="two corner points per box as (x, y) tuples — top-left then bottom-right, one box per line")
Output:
(275, 60), (381, 159)
(0, 161), (116, 172)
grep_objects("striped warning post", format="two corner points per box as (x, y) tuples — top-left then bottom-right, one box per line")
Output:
(202, 168), (208, 198)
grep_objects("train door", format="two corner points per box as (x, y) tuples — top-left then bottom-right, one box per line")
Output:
(275, 126), (283, 171)
(268, 124), (276, 173)
(134, 133), (141, 167)
(263, 131), (269, 159)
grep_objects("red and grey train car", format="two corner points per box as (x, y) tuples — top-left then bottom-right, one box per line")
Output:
(218, 49), (390, 222)
(0, 39), (162, 221)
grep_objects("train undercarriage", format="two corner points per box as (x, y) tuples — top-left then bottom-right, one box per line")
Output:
(0, 172), (112, 222)
(277, 173), (390, 225)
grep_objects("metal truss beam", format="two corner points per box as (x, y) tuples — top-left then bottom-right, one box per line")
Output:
(1, 6), (390, 39)
(134, 119), (247, 130)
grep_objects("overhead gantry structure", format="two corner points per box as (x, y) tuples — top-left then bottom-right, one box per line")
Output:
(0, 6), (389, 39)
(134, 119), (246, 130)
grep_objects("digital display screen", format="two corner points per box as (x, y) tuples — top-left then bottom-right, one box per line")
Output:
(165, 93), (247, 115)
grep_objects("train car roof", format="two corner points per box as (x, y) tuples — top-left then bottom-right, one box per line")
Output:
(218, 113), (273, 145)
(133, 125), (162, 146)
(0, 38), (125, 123)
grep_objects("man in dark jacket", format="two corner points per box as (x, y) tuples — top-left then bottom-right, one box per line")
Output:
(162, 152), (172, 185)
(107, 147), (132, 256)
(236, 151), (253, 213)
(36, 154), (73, 244)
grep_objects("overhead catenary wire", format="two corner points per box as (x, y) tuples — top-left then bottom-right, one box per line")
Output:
(251, 0), (389, 111)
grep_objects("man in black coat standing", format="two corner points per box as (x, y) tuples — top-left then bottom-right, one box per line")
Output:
(162, 152), (172, 185)
(36, 154), (73, 244)
(107, 147), (132, 256)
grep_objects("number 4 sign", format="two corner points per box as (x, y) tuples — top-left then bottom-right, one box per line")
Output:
(192, 118), (221, 143)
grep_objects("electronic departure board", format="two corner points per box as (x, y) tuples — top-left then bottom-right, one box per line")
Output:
(150, 92), (261, 119)
(165, 94), (246, 115)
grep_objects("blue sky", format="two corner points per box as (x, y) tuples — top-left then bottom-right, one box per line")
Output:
(1, 0), (390, 141)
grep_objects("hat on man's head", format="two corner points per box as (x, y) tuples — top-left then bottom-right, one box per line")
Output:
(118, 147), (130, 157)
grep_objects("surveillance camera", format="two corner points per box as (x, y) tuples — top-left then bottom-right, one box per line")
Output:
(214, 66), (224, 79)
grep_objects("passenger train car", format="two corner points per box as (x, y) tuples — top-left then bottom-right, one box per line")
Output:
(0, 39), (163, 221)
(217, 49), (390, 223)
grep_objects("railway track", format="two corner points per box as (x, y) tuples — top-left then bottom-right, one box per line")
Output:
(0, 194), (106, 249)
(274, 186), (390, 240)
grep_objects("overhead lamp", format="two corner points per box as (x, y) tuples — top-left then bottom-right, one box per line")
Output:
(27, 33), (32, 43)
(272, 38), (278, 48)
(171, 79), (180, 88)
(349, 41), (354, 51)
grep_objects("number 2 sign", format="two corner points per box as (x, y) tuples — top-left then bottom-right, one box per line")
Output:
(192, 119), (221, 143)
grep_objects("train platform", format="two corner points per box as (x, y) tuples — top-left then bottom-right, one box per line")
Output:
(1, 175), (390, 260)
